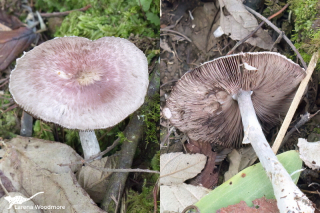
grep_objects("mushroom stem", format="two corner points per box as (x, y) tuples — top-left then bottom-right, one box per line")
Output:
(79, 130), (101, 160)
(235, 90), (314, 213)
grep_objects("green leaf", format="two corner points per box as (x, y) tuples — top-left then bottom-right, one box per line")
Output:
(136, 0), (152, 11)
(146, 12), (160, 26)
(194, 150), (302, 212)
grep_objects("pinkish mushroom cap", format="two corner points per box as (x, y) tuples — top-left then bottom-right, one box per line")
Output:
(9, 37), (149, 130)
(164, 52), (305, 148)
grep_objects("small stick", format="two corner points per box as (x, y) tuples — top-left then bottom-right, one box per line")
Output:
(227, 4), (289, 55)
(39, 5), (91, 18)
(272, 52), (319, 154)
(59, 137), (120, 166)
(87, 163), (160, 174)
(279, 110), (320, 149)
(160, 29), (192, 42)
(245, 6), (307, 69)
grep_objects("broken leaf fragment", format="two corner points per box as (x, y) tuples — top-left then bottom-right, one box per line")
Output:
(77, 156), (118, 203)
(298, 138), (320, 170)
(218, 0), (273, 50)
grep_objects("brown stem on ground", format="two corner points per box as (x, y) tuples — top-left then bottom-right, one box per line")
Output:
(39, 5), (91, 18)
(100, 64), (160, 212)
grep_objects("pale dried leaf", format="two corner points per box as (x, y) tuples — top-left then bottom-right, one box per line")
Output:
(298, 138), (320, 170)
(77, 156), (118, 203)
(160, 183), (210, 213)
(0, 137), (106, 212)
(0, 136), (82, 173)
(160, 39), (172, 53)
(0, 23), (11, 31)
(224, 146), (257, 181)
(160, 152), (206, 185)
(218, 0), (273, 50)
(0, 192), (40, 212)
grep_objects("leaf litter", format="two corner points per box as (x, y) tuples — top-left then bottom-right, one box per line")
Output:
(0, 136), (106, 212)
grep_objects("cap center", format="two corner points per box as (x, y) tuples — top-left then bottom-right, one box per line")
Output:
(76, 70), (103, 86)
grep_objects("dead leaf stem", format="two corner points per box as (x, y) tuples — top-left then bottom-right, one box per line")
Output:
(227, 3), (289, 55)
(39, 5), (91, 18)
(160, 29), (192, 42)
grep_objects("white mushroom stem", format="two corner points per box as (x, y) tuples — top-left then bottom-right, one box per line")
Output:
(235, 90), (314, 213)
(79, 130), (101, 160)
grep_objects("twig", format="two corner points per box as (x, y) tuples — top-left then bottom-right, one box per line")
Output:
(101, 64), (160, 211)
(272, 52), (319, 154)
(245, 6), (307, 69)
(270, 31), (283, 51)
(0, 79), (9, 88)
(87, 163), (160, 174)
(59, 137), (121, 166)
(160, 29), (192, 42)
(227, 4), (289, 55)
(39, 5), (91, 18)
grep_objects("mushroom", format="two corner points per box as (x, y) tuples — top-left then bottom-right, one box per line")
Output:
(163, 52), (314, 212)
(9, 36), (149, 159)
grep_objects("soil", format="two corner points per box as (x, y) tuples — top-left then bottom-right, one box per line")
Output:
(160, 0), (320, 207)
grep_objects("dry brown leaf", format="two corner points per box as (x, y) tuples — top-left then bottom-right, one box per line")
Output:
(0, 27), (37, 71)
(224, 146), (257, 181)
(218, 0), (273, 50)
(77, 156), (118, 203)
(298, 138), (320, 170)
(0, 137), (105, 212)
(0, 192), (41, 213)
(217, 197), (279, 213)
(160, 152), (206, 185)
(0, 11), (24, 30)
(160, 183), (210, 213)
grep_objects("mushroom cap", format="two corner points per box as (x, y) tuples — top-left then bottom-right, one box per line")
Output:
(164, 52), (306, 148)
(9, 37), (149, 130)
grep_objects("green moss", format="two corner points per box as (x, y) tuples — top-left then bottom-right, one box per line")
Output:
(140, 92), (160, 146)
(0, 90), (19, 139)
(151, 151), (160, 171)
(313, 127), (320, 134)
(33, 120), (55, 141)
(35, 0), (160, 39)
(289, 0), (320, 63)
(126, 179), (159, 213)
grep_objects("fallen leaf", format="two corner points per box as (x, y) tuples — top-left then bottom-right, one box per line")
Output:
(224, 146), (257, 181)
(0, 27), (37, 71)
(0, 11), (24, 30)
(217, 197), (278, 213)
(186, 140), (218, 188)
(160, 183), (210, 213)
(0, 136), (82, 173)
(298, 138), (320, 170)
(77, 156), (118, 203)
(0, 137), (105, 212)
(218, 0), (273, 50)
(160, 152), (206, 185)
